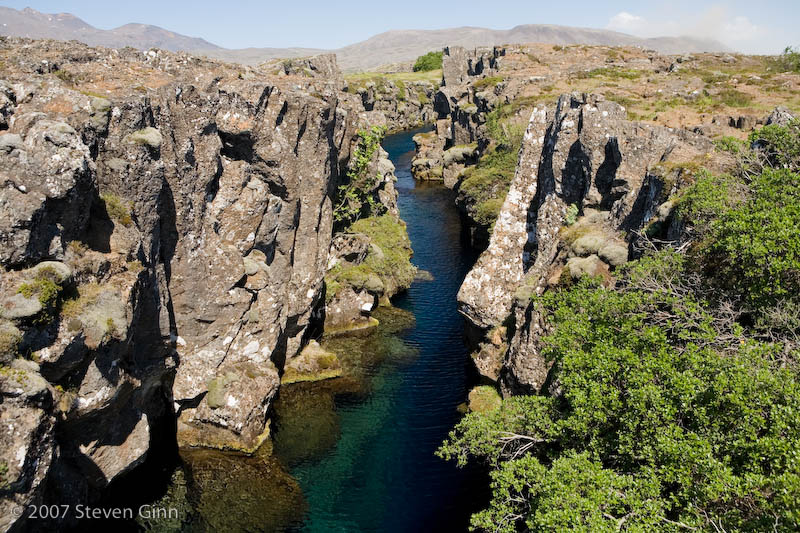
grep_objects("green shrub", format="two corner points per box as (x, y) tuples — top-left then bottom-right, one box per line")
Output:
(440, 264), (800, 532)
(333, 126), (387, 225)
(710, 168), (800, 308)
(748, 120), (800, 170)
(565, 204), (579, 226)
(770, 46), (800, 72)
(413, 51), (443, 72)
(714, 135), (745, 154)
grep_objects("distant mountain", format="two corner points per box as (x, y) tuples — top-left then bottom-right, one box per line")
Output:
(331, 26), (729, 71)
(0, 7), (730, 72)
(0, 7), (220, 52)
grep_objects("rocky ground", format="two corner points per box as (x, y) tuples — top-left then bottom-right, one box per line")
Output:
(0, 37), (418, 531)
(411, 43), (800, 247)
(416, 44), (797, 400)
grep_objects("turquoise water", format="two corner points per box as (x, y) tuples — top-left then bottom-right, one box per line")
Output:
(282, 127), (488, 532)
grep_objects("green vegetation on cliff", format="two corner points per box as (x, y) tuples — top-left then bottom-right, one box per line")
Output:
(413, 51), (443, 72)
(455, 98), (529, 229)
(334, 126), (387, 226)
(459, 147), (518, 227)
(440, 122), (800, 531)
(325, 215), (415, 302)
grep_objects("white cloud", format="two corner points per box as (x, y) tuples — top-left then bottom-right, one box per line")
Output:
(606, 12), (647, 33)
(722, 16), (760, 42)
(604, 6), (781, 54)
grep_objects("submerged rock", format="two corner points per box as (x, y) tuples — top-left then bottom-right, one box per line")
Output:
(282, 340), (342, 384)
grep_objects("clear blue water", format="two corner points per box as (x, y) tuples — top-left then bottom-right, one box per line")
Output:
(284, 126), (488, 532)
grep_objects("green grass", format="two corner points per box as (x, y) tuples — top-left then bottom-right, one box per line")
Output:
(473, 76), (504, 91)
(717, 88), (753, 108)
(395, 79), (406, 102)
(60, 283), (103, 319)
(575, 67), (642, 80)
(460, 147), (518, 226)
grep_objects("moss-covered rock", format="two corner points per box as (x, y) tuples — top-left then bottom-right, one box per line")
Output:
(126, 127), (162, 148)
(566, 254), (611, 281)
(467, 385), (502, 413)
(443, 144), (478, 167)
(0, 321), (21, 363)
(598, 242), (629, 266)
(282, 341), (342, 384)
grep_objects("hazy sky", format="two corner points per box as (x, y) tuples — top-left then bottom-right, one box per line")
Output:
(1, 1), (797, 53)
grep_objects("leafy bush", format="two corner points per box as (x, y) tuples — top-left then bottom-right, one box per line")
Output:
(333, 126), (387, 225)
(412, 51), (443, 72)
(771, 46), (800, 72)
(710, 168), (800, 308)
(748, 120), (800, 170)
(679, 121), (800, 309)
(440, 261), (800, 532)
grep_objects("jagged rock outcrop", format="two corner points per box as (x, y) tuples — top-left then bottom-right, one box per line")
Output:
(456, 93), (714, 390)
(441, 46), (504, 87)
(348, 79), (436, 132)
(0, 37), (403, 531)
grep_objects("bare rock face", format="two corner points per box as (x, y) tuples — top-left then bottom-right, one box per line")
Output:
(0, 37), (399, 530)
(0, 359), (55, 533)
(0, 116), (94, 266)
(350, 80), (436, 132)
(442, 46), (503, 87)
(458, 93), (713, 330)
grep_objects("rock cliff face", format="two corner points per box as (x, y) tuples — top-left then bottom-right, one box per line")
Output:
(346, 78), (436, 133)
(457, 93), (716, 393)
(0, 38), (406, 531)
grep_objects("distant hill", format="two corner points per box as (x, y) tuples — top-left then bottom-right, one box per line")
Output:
(0, 7), (731, 71)
(330, 26), (728, 71)
(0, 7), (220, 51)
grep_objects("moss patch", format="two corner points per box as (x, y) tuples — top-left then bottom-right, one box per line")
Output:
(467, 386), (502, 413)
(100, 192), (133, 227)
(473, 76), (504, 91)
(459, 147), (518, 227)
